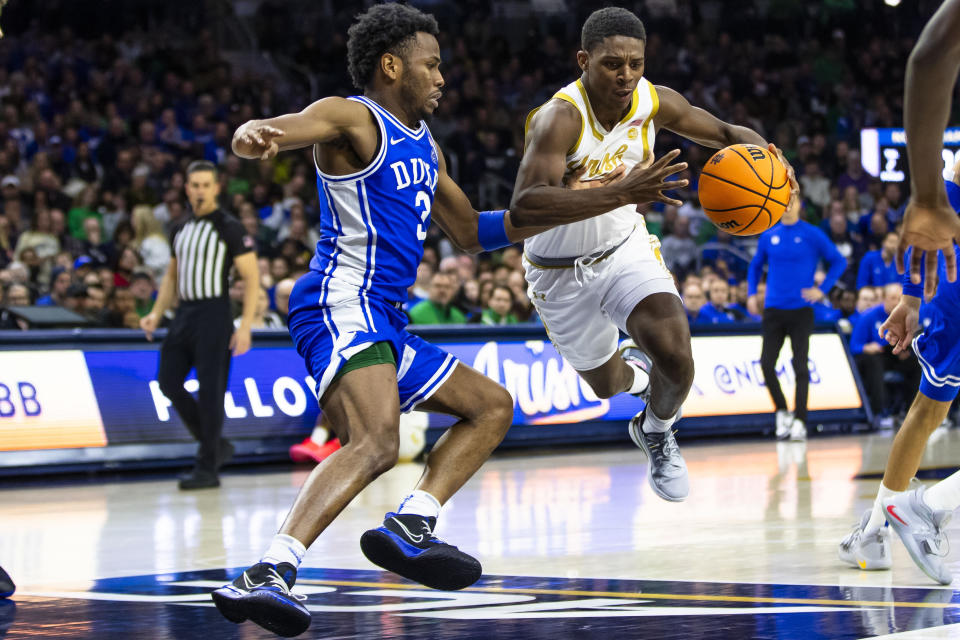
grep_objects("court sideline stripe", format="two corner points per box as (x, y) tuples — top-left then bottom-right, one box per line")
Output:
(295, 578), (957, 609)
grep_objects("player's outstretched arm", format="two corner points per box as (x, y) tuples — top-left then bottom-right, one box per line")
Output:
(232, 97), (372, 160)
(509, 100), (687, 228)
(898, 0), (960, 297)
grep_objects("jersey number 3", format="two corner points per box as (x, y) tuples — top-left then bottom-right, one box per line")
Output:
(415, 191), (431, 241)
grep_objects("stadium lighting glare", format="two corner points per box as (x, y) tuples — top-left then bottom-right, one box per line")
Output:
(884, 0), (901, 6)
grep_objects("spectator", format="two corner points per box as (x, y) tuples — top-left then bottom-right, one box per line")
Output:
(128, 271), (156, 317)
(702, 278), (737, 323)
(67, 185), (101, 240)
(407, 259), (434, 310)
(851, 283), (921, 422)
(132, 205), (171, 282)
(36, 267), (72, 306)
(683, 282), (730, 324)
(481, 284), (518, 326)
(273, 277), (296, 325)
(79, 217), (113, 267)
(234, 286), (284, 329)
(660, 215), (697, 276)
(408, 272), (467, 325)
(113, 245), (141, 288)
(84, 284), (110, 325)
(799, 160), (831, 216)
(836, 150), (871, 195)
(856, 231), (899, 290)
(14, 208), (59, 262)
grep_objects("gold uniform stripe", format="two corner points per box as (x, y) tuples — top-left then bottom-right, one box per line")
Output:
(639, 81), (660, 162)
(575, 79), (604, 141)
(523, 91), (584, 157)
(618, 85), (640, 126)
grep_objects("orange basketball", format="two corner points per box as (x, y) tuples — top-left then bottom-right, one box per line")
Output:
(698, 144), (790, 236)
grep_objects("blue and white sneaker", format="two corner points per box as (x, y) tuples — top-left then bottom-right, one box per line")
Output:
(211, 562), (310, 637)
(360, 512), (481, 591)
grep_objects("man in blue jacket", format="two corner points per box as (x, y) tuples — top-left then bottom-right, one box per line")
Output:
(856, 231), (900, 290)
(748, 188), (847, 441)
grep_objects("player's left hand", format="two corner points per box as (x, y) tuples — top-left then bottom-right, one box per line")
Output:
(800, 287), (824, 303)
(898, 199), (960, 301)
(564, 163), (627, 190)
(879, 297), (920, 355)
(230, 326), (252, 356)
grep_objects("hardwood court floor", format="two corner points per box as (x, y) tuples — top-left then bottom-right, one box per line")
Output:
(3, 428), (960, 638)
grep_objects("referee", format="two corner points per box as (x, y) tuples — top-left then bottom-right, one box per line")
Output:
(141, 160), (260, 490)
(747, 178), (846, 442)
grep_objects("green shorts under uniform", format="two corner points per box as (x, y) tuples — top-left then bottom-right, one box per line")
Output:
(330, 341), (396, 385)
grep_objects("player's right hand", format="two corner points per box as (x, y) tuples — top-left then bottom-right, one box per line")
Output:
(234, 123), (285, 160)
(616, 149), (688, 207)
(879, 297), (920, 355)
(896, 198), (960, 300)
(140, 312), (160, 341)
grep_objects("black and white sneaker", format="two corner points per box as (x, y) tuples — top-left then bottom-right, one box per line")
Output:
(0, 566), (13, 598)
(211, 562), (310, 637)
(360, 512), (482, 591)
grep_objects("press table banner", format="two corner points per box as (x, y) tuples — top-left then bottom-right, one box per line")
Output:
(0, 333), (863, 451)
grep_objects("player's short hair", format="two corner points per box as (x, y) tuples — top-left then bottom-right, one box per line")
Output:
(186, 160), (218, 178)
(581, 7), (646, 51)
(347, 3), (440, 90)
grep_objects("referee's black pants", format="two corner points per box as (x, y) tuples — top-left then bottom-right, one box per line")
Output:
(157, 299), (233, 473)
(760, 306), (814, 423)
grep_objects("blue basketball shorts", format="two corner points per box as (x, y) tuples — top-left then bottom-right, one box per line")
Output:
(287, 271), (459, 411)
(913, 298), (960, 403)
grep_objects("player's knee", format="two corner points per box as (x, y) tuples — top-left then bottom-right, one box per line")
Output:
(659, 347), (695, 390)
(352, 425), (400, 477)
(487, 387), (514, 434)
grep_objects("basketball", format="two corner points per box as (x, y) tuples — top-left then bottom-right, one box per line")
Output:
(698, 144), (790, 236)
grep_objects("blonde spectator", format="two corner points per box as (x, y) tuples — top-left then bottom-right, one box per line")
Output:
(14, 208), (59, 261)
(132, 205), (171, 282)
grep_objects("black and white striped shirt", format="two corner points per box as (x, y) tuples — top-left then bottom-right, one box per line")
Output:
(170, 210), (254, 301)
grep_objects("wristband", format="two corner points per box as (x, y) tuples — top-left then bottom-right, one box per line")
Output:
(477, 210), (511, 251)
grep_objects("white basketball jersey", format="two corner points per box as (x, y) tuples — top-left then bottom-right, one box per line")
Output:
(523, 77), (659, 258)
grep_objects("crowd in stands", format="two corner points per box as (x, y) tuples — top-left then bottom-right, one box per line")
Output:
(0, 1), (948, 419)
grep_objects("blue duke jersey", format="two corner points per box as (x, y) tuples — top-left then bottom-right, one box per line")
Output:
(288, 96), (459, 408)
(309, 95), (439, 303)
(904, 181), (960, 402)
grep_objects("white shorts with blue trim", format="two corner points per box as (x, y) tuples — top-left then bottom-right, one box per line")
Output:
(913, 300), (960, 403)
(288, 271), (458, 411)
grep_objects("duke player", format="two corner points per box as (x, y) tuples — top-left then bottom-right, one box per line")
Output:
(512, 7), (791, 502)
(210, 5), (684, 636)
(838, 0), (960, 584)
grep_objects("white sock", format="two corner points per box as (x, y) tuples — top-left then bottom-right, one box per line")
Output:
(865, 483), (902, 533)
(309, 424), (330, 443)
(626, 361), (649, 396)
(923, 470), (960, 512)
(261, 533), (307, 568)
(397, 489), (441, 519)
(643, 408), (678, 433)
